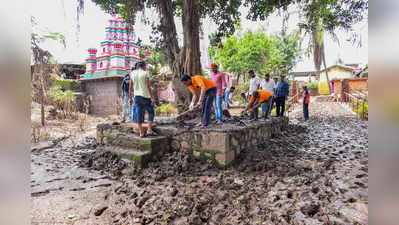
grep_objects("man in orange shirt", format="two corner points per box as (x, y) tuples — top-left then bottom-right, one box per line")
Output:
(241, 90), (273, 120)
(181, 74), (217, 127)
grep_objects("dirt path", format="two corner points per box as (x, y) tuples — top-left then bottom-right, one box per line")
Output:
(31, 102), (368, 224)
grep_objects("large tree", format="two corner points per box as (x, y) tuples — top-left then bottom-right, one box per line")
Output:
(91, 0), (241, 112)
(245, 0), (368, 91)
(90, 0), (367, 108)
(209, 31), (300, 82)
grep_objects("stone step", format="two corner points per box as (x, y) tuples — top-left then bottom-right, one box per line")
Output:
(97, 130), (169, 168)
(97, 145), (153, 168)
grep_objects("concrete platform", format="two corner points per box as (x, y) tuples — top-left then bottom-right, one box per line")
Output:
(96, 116), (289, 168)
(154, 117), (289, 167)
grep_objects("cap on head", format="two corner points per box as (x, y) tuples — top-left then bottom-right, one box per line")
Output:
(181, 74), (191, 82)
(248, 70), (254, 74)
(210, 63), (217, 68)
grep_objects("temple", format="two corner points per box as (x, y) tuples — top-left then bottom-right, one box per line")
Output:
(80, 15), (151, 116)
(81, 14), (151, 79)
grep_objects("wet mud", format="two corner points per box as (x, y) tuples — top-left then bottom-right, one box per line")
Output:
(32, 102), (368, 225)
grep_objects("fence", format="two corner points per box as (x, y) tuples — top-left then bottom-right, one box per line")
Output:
(285, 93), (299, 117)
(343, 90), (368, 120)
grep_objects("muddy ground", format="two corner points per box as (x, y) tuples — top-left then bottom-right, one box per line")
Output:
(31, 101), (368, 225)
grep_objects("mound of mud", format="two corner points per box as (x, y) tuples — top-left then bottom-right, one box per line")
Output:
(79, 151), (130, 177)
(77, 103), (368, 225)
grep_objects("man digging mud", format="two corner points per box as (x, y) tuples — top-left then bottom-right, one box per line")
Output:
(241, 90), (273, 120)
(181, 74), (217, 128)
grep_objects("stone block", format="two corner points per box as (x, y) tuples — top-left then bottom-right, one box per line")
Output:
(96, 125), (169, 168)
(215, 150), (235, 167)
(202, 132), (228, 152)
(98, 145), (153, 168)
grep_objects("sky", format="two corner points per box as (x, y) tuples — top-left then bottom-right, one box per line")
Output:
(31, 0), (368, 72)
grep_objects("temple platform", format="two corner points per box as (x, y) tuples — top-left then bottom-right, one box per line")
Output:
(96, 116), (289, 168)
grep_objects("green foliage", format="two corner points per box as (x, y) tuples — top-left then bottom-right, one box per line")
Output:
(352, 99), (368, 120)
(209, 31), (300, 78)
(244, 0), (368, 32)
(48, 85), (76, 104)
(154, 103), (178, 116)
(307, 82), (318, 89)
(139, 45), (169, 82)
(233, 80), (250, 104)
(92, 0), (241, 47)
(55, 80), (81, 91)
(355, 102), (368, 120)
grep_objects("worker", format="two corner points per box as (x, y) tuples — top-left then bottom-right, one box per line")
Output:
(181, 74), (217, 128)
(224, 86), (235, 109)
(302, 83), (311, 121)
(275, 75), (289, 117)
(260, 73), (276, 118)
(248, 70), (261, 100)
(240, 90), (273, 120)
(210, 63), (227, 124)
(129, 61), (155, 137)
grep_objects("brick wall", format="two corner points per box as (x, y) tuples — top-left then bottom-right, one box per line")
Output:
(348, 78), (368, 92)
(83, 77), (123, 116)
(334, 78), (368, 101)
(332, 78), (367, 100)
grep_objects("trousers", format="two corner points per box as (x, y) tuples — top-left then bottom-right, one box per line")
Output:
(201, 87), (216, 126)
(213, 94), (223, 121)
(303, 103), (309, 120)
(276, 96), (286, 116)
(122, 91), (136, 122)
(134, 96), (154, 124)
(261, 97), (273, 118)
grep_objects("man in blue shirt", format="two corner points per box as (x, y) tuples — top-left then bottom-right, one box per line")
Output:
(275, 75), (290, 117)
(223, 86), (235, 109)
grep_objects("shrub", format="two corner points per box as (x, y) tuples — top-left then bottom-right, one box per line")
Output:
(155, 103), (178, 116)
(48, 85), (78, 119)
(307, 82), (318, 89)
(55, 79), (80, 91)
(355, 101), (368, 120)
(233, 80), (250, 105)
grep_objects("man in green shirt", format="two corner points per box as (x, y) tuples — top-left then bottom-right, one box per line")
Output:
(129, 62), (155, 137)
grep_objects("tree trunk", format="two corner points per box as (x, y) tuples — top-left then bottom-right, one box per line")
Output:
(312, 30), (322, 81)
(182, 0), (202, 75)
(321, 45), (331, 93)
(156, 0), (202, 113)
(41, 98), (45, 126)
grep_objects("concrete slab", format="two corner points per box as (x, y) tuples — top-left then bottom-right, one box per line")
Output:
(96, 116), (289, 168)
(154, 117), (289, 167)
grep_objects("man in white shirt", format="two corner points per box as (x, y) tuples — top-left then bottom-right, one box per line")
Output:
(260, 73), (276, 117)
(270, 76), (279, 114)
(248, 70), (260, 100)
